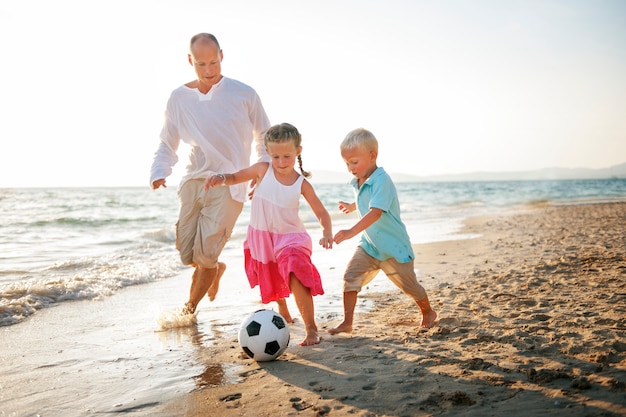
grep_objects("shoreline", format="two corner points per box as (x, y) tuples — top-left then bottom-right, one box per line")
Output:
(157, 202), (626, 416)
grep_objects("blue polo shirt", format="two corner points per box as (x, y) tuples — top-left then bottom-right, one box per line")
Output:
(351, 167), (414, 263)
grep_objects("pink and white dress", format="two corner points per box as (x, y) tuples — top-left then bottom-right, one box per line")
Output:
(243, 165), (324, 303)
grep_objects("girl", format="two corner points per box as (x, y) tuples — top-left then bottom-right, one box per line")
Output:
(205, 123), (332, 346)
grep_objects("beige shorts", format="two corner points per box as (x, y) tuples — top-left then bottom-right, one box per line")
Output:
(343, 246), (427, 301)
(176, 179), (243, 268)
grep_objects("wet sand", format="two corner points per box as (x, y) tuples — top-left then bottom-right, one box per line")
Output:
(157, 202), (626, 416)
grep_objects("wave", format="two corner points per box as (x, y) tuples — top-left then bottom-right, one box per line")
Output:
(142, 228), (176, 244)
(0, 250), (184, 327)
(24, 216), (164, 228)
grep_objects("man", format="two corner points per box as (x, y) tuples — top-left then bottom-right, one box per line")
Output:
(150, 33), (270, 315)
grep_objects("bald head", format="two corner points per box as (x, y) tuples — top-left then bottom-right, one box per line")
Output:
(187, 33), (224, 94)
(190, 33), (221, 52)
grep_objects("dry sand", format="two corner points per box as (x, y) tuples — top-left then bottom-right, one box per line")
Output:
(157, 202), (626, 417)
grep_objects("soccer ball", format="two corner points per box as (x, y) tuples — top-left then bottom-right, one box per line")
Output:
(238, 309), (290, 362)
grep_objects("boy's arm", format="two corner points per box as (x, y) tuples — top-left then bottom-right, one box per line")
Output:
(204, 162), (268, 190)
(338, 200), (356, 214)
(333, 207), (383, 244)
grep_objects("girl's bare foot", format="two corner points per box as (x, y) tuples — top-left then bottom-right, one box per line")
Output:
(279, 310), (294, 324)
(421, 310), (438, 329)
(328, 322), (352, 335)
(276, 299), (294, 323)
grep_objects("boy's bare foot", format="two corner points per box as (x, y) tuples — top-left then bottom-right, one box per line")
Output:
(328, 322), (352, 335)
(299, 333), (322, 346)
(207, 262), (226, 301)
(421, 310), (438, 329)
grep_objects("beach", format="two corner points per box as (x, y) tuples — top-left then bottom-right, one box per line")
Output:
(156, 202), (626, 417)
(1, 199), (625, 417)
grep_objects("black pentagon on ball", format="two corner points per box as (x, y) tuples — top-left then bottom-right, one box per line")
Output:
(271, 315), (286, 329)
(245, 320), (262, 336)
(242, 346), (255, 358)
(265, 341), (281, 356)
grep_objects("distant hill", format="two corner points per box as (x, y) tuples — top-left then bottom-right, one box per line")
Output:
(309, 162), (626, 184)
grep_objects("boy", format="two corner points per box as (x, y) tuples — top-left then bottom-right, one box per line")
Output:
(329, 128), (437, 334)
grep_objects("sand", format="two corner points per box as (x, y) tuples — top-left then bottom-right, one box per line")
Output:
(156, 202), (626, 417)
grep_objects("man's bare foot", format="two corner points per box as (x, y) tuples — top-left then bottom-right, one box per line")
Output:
(181, 302), (195, 315)
(328, 322), (352, 335)
(207, 262), (226, 301)
(421, 310), (438, 329)
(299, 333), (322, 346)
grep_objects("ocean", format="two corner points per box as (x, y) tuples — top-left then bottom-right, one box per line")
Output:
(2, 178), (626, 328)
(1, 178), (625, 416)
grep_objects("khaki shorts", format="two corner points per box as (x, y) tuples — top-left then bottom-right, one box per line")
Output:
(176, 179), (243, 268)
(343, 246), (427, 301)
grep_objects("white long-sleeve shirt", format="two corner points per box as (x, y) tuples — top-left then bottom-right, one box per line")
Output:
(150, 76), (270, 202)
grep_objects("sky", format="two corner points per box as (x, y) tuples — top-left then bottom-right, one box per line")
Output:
(1, 0), (625, 187)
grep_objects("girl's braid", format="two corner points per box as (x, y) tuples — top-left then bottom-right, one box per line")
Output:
(298, 154), (311, 178)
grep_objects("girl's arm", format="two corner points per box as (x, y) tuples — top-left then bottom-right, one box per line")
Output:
(204, 162), (268, 190)
(301, 181), (333, 249)
(333, 207), (383, 244)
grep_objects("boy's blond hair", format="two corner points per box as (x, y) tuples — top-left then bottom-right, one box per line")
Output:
(340, 128), (378, 152)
